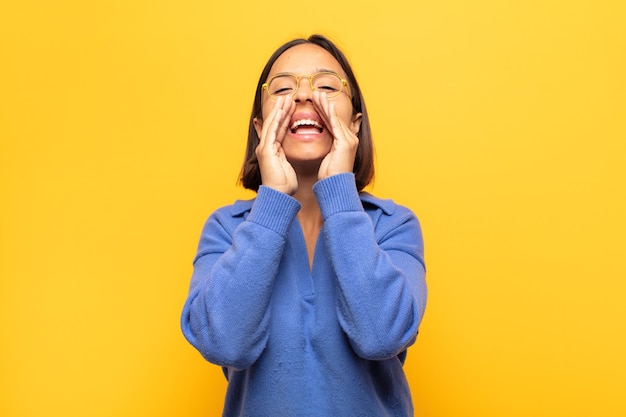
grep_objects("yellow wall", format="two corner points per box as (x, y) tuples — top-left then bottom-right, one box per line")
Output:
(1, 1), (624, 416)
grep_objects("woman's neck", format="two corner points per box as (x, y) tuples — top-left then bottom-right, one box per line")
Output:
(292, 174), (323, 270)
(293, 175), (322, 223)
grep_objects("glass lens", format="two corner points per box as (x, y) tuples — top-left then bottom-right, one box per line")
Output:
(267, 75), (298, 96)
(266, 73), (344, 98)
(312, 73), (343, 96)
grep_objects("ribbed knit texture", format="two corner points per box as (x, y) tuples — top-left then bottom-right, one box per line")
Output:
(313, 172), (363, 218)
(247, 185), (301, 236)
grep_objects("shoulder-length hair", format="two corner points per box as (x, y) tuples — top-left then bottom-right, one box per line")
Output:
(239, 34), (375, 192)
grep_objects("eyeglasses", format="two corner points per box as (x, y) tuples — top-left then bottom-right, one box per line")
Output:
(262, 71), (350, 99)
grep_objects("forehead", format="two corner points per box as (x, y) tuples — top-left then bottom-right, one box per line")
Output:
(268, 43), (346, 78)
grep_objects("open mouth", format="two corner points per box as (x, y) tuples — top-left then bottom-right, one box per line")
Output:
(290, 119), (324, 134)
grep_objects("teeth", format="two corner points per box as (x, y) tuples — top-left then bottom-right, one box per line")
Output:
(291, 119), (323, 132)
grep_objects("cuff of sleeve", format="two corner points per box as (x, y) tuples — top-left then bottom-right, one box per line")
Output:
(247, 186), (301, 236)
(313, 173), (364, 219)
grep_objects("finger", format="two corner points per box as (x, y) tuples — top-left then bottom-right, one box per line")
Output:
(313, 91), (332, 130)
(321, 94), (347, 144)
(275, 96), (295, 143)
(326, 101), (346, 143)
(258, 96), (279, 148)
(336, 114), (359, 148)
(261, 96), (285, 148)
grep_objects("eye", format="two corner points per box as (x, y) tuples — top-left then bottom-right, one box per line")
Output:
(268, 75), (297, 96)
(312, 73), (343, 94)
(317, 85), (339, 92)
(272, 86), (295, 95)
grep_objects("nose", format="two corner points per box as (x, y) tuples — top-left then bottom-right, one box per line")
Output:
(293, 76), (313, 102)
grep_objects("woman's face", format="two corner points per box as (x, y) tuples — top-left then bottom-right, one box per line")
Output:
(254, 43), (362, 166)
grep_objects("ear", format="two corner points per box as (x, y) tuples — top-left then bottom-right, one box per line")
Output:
(253, 117), (263, 139)
(350, 112), (362, 135)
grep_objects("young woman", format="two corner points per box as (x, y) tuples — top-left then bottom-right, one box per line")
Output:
(181, 34), (427, 416)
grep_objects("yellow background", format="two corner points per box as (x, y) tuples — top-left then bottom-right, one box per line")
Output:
(1, 0), (624, 416)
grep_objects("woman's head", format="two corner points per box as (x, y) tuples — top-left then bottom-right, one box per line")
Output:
(239, 34), (374, 191)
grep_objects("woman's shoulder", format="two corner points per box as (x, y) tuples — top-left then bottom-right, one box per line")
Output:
(359, 192), (415, 218)
(203, 198), (254, 230)
(212, 198), (253, 217)
(359, 192), (423, 244)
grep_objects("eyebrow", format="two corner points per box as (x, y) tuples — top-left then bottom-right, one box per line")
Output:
(272, 69), (343, 77)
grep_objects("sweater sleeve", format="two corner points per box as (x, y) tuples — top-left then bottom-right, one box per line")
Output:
(313, 173), (427, 360)
(180, 186), (301, 370)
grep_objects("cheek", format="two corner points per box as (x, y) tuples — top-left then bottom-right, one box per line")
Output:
(336, 105), (356, 127)
(333, 94), (355, 117)
(259, 95), (275, 120)
(261, 103), (271, 121)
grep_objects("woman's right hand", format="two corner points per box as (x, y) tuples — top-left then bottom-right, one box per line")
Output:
(255, 95), (297, 195)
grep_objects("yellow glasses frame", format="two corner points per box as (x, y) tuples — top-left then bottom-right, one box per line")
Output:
(262, 71), (350, 100)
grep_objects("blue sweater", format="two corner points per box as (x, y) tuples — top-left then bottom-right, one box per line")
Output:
(181, 173), (427, 417)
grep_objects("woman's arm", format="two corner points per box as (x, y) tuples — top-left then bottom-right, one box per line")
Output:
(314, 173), (427, 360)
(180, 186), (301, 370)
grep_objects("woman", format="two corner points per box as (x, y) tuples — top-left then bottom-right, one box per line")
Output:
(181, 34), (427, 416)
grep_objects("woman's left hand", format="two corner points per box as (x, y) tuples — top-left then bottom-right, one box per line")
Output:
(313, 90), (359, 180)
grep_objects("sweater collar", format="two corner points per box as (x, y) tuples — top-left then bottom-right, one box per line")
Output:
(230, 192), (395, 216)
(359, 192), (395, 215)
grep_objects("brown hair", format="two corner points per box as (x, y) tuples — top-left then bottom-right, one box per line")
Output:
(239, 34), (375, 191)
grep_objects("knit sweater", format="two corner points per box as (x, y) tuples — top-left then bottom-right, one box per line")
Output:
(181, 173), (427, 417)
